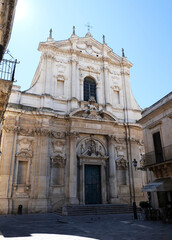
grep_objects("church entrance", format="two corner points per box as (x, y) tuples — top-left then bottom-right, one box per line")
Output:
(85, 165), (101, 204)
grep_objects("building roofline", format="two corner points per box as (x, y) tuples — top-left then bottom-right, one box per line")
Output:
(141, 91), (172, 117)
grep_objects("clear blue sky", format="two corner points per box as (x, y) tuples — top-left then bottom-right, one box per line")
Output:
(7, 0), (172, 109)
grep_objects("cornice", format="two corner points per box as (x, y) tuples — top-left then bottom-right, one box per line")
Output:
(38, 41), (125, 67)
(148, 120), (162, 129)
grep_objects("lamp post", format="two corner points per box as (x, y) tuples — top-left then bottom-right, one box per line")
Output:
(132, 158), (138, 219)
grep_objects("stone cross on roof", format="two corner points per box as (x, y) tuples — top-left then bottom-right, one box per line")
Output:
(85, 23), (93, 32)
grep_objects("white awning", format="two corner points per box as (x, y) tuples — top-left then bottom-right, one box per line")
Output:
(142, 178), (172, 192)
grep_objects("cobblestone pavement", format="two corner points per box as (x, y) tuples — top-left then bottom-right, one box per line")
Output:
(0, 213), (172, 240)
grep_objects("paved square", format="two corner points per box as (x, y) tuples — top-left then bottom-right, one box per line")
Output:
(0, 213), (172, 240)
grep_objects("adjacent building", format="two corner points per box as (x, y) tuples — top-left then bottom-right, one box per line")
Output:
(138, 92), (172, 210)
(0, 29), (146, 214)
(0, 0), (18, 122)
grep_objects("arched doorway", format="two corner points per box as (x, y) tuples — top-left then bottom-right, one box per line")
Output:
(77, 137), (108, 204)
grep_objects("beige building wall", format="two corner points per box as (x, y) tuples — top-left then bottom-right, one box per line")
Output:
(138, 92), (172, 209)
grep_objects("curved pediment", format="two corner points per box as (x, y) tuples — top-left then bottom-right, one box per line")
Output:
(70, 107), (118, 122)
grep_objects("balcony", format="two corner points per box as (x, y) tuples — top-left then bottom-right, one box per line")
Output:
(143, 145), (172, 167)
(142, 145), (172, 178)
(0, 58), (17, 122)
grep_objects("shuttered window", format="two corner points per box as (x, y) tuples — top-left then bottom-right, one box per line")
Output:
(84, 77), (97, 102)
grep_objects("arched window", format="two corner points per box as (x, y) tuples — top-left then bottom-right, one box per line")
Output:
(84, 77), (97, 102)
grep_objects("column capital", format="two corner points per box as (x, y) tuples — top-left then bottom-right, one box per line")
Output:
(67, 131), (79, 139)
(70, 58), (78, 64)
(108, 135), (115, 142)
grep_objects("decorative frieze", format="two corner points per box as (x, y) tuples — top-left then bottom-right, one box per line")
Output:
(2, 125), (66, 138)
(66, 131), (79, 138)
(51, 131), (66, 139)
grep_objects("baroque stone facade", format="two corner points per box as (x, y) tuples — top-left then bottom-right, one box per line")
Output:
(0, 30), (146, 214)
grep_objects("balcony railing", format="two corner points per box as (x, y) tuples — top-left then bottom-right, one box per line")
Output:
(0, 58), (17, 82)
(143, 145), (172, 167)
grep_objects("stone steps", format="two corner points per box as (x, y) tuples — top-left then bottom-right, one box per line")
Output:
(61, 204), (140, 216)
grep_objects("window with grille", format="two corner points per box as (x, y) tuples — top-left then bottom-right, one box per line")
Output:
(84, 77), (97, 102)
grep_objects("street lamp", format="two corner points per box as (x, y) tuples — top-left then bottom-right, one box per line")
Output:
(132, 158), (138, 219)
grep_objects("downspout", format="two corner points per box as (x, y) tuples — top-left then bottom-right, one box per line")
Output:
(121, 51), (132, 204)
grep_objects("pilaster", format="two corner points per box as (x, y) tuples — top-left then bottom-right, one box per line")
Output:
(0, 124), (18, 214)
(68, 131), (79, 204)
(108, 135), (118, 203)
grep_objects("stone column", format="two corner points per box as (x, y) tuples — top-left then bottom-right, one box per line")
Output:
(108, 135), (118, 203)
(68, 132), (79, 204)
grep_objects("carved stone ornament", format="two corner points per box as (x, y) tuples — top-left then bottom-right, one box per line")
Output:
(51, 131), (66, 139)
(127, 137), (144, 146)
(2, 125), (21, 134)
(116, 157), (128, 170)
(77, 138), (107, 157)
(111, 136), (125, 144)
(15, 150), (32, 159)
(110, 135), (143, 146)
(52, 139), (65, 155)
(76, 42), (101, 55)
(50, 155), (66, 168)
(71, 108), (116, 121)
(115, 145), (124, 157)
(111, 85), (120, 91)
(66, 131), (79, 138)
(18, 138), (33, 153)
(86, 96), (98, 111)
(42, 52), (56, 61)
(56, 74), (65, 81)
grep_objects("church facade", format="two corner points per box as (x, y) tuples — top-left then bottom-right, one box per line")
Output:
(0, 29), (146, 214)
